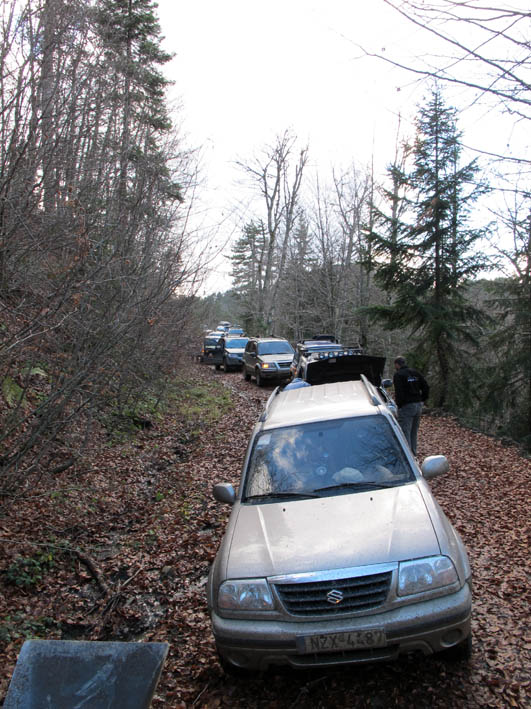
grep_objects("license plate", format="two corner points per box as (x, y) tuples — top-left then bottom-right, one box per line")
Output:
(297, 629), (386, 654)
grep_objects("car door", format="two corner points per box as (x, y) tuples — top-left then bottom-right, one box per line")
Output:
(245, 341), (257, 372)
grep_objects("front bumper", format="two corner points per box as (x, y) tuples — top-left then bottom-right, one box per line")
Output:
(211, 582), (471, 670)
(258, 366), (292, 380)
(225, 356), (243, 367)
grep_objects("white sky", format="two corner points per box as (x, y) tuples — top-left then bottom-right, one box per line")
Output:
(156, 0), (529, 293)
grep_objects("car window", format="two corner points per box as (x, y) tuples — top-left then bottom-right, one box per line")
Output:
(257, 341), (294, 355)
(225, 338), (248, 348)
(244, 415), (414, 500)
(204, 338), (220, 346)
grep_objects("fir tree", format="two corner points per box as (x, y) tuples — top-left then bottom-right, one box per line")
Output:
(370, 87), (490, 406)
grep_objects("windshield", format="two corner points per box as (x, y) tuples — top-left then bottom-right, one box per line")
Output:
(244, 415), (414, 500)
(225, 338), (248, 348)
(257, 341), (294, 355)
(204, 338), (220, 346)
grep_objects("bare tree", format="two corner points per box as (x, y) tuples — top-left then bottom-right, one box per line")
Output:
(0, 0), (204, 494)
(364, 1), (530, 128)
(304, 165), (375, 345)
(237, 131), (308, 332)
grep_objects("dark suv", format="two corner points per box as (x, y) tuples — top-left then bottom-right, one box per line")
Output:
(243, 337), (294, 386)
(290, 335), (353, 379)
(287, 345), (397, 415)
(200, 332), (223, 364)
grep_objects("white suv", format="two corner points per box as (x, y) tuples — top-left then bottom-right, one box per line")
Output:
(207, 377), (472, 673)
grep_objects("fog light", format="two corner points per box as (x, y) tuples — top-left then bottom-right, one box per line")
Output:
(226, 651), (249, 668)
(441, 629), (463, 647)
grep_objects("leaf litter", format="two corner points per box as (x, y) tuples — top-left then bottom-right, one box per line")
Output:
(0, 363), (529, 707)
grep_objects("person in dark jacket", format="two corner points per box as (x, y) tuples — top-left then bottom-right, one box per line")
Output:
(393, 356), (429, 456)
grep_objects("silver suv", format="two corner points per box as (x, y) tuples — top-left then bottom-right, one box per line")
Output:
(207, 377), (472, 673)
(242, 337), (294, 386)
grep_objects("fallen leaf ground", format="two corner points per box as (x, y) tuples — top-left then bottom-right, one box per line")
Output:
(0, 363), (529, 707)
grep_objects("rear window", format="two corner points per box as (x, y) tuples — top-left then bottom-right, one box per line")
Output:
(257, 341), (294, 355)
(244, 415), (413, 499)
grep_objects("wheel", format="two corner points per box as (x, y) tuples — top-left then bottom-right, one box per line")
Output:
(256, 369), (265, 387)
(243, 367), (251, 381)
(438, 634), (472, 662)
(223, 358), (231, 372)
(215, 364), (221, 371)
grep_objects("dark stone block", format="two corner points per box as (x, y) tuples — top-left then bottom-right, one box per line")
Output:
(4, 639), (169, 708)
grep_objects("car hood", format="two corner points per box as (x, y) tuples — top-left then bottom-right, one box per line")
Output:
(226, 484), (439, 579)
(225, 347), (245, 354)
(259, 353), (294, 363)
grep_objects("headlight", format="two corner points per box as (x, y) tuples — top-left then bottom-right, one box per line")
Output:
(260, 363), (270, 369)
(218, 579), (274, 610)
(398, 556), (458, 596)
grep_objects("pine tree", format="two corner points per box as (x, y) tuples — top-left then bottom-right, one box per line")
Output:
(370, 87), (490, 406)
(230, 221), (268, 335)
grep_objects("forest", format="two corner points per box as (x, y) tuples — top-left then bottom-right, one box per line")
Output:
(0, 1), (528, 497)
(0, 1), (529, 704)
(207, 99), (530, 448)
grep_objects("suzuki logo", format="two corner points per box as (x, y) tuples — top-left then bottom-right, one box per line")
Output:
(326, 589), (344, 605)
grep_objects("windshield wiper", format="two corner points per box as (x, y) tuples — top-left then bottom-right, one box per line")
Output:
(245, 491), (320, 501)
(314, 481), (399, 493)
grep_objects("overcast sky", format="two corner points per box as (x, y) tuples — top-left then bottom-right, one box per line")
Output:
(155, 0), (528, 292)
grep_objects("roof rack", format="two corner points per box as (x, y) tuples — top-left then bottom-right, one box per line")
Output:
(360, 374), (381, 407)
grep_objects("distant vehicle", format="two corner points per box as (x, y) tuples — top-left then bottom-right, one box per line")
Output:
(200, 336), (249, 371)
(228, 327), (245, 337)
(216, 321), (231, 333)
(200, 332), (224, 364)
(207, 378), (472, 673)
(219, 337), (249, 372)
(242, 337), (294, 387)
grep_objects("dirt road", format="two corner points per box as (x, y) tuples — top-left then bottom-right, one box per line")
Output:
(1, 363), (529, 707)
(167, 366), (530, 708)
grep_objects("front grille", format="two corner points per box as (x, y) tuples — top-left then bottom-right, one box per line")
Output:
(278, 361), (292, 368)
(274, 571), (392, 616)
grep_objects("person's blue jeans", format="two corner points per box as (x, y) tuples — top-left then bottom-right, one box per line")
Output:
(397, 402), (423, 455)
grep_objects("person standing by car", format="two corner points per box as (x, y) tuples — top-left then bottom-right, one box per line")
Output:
(393, 356), (429, 456)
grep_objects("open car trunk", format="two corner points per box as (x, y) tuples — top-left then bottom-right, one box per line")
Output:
(304, 354), (386, 386)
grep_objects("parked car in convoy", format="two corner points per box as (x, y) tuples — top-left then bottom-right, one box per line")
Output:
(200, 332), (224, 364)
(214, 337), (249, 371)
(287, 344), (396, 414)
(228, 327), (245, 337)
(200, 335), (249, 371)
(207, 378), (472, 673)
(221, 337), (249, 371)
(289, 335), (343, 379)
(242, 337), (295, 386)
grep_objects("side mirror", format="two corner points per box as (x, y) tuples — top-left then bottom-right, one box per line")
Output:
(421, 455), (449, 480)
(381, 378), (393, 389)
(212, 483), (236, 505)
